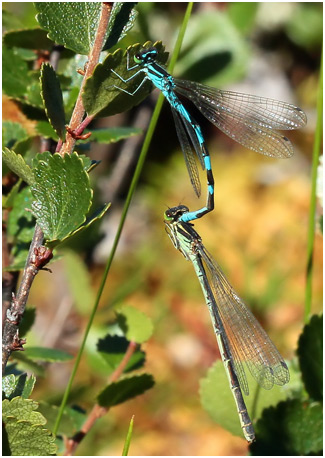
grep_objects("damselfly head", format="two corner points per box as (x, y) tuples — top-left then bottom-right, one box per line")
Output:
(165, 205), (190, 222)
(134, 47), (158, 65)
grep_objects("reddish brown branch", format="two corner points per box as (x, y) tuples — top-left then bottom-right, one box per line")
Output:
(64, 341), (138, 456)
(60, 3), (112, 156)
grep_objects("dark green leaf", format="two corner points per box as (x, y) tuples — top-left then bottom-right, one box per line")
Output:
(31, 152), (92, 242)
(4, 243), (30, 272)
(2, 148), (34, 185)
(7, 186), (35, 243)
(24, 346), (73, 362)
(116, 304), (154, 344)
(103, 3), (138, 51)
(251, 399), (323, 455)
(97, 335), (145, 374)
(84, 127), (142, 144)
(40, 63), (66, 139)
(3, 28), (54, 50)
(97, 374), (154, 408)
(3, 46), (32, 98)
(35, 2), (103, 55)
(297, 314), (323, 401)
(82, 41), (168, 118)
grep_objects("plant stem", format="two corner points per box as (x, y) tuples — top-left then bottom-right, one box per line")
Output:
(59, 3), (112, 156)
(304, 49), (323, 323)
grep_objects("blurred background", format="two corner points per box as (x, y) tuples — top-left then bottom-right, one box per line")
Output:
(3, 2), (323, 456)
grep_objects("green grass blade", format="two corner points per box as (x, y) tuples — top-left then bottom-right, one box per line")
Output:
(122, 415), (134, 456)
(304, 49), (323, 323)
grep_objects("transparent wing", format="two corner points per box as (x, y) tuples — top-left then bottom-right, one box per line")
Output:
(171, 107), (201, 197)
(199, 244), (290, 395)
(174, 79), (307, 158)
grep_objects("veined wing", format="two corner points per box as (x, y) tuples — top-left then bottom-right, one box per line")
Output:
(198, 244), (289, 395)
(171, 107), (201, 198)
(174, 79), (307, 158)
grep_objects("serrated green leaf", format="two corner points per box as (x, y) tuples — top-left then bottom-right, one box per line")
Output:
(24, 347), (73, 362)
(97, 374), (154, 408)
(7, 186), (35, 243)
(35, 2), (103, 55)
(116, 305), (154, 344)
(200, 360), (295, 439)
(103, 3), (138, 51)
(122, 415), (134, 456)
(83, 127), (142, 144)
(251, 399), (323, 455)
(3, 406), (57, 456)
(40, 63), (66, 140)
(2, 374), (36, 400)
(63, 250), (95, 315)
(297, 314), (323, 401)
(3, 28), (54, 50)
(82, 41), (168, 118)
(3, 46), (32, 98)
(2, 148), (34, 185)
(97, 335), (145, 374)
(31, 152), (92, 241)
(3, 396), (45, 424)
(48, 202), (111, 249)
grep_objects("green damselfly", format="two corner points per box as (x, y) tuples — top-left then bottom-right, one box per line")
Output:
(164, 205), (290, 442)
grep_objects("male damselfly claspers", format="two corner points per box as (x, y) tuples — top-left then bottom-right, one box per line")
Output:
(109, 45), (307, 223)
(164, 205), (290, 442)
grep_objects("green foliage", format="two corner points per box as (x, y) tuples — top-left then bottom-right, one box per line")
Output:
(175, 9), (250, 85)
(97, 374), (155, 408)
(7, 186), (35, 243)
(200, 359), (293, 439)
(84, 127), (142, 143)
(2, 46), (33, 98)
(37, 402), (86, 437)
(19, 307), (37, 337)
(40, 63), (66, 140)
(35, 2), (137, 55)
(82, 41), (168, 117)
(251, 399), (323, 455)
(2, 148), (34, 185)
(2, 374), (36, 400)
(31, 152), (93, 243)
(2, 397), (57, 456)
(24, 347), (73, 362)
(2, 121), (29, 150)
(297, 314), (323, 402)
(97, 335), (146, 374)
(63, 250), (96, 315)
(3, 28), (54, 50)
(116, 304), (154, 344)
